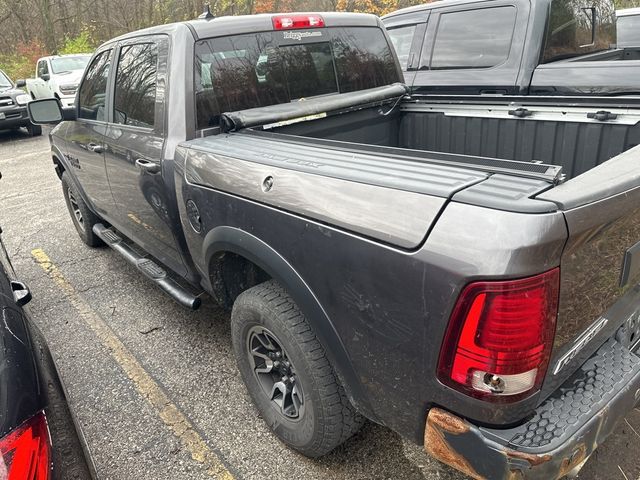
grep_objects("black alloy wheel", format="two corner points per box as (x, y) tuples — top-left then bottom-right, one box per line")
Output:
(246, 326), (305, 420)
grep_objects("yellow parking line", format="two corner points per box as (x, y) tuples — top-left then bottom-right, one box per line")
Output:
(31, 248), (235, 480)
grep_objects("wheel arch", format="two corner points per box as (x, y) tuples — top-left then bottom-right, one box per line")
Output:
(202, 226), (375, 420)
(51, 147), (65, 180)
(53, 148), (101, 219)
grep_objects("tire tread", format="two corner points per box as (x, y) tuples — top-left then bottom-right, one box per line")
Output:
(232, 280), (364, 457)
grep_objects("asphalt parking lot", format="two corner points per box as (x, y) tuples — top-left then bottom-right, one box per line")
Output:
(0, 128), (639, 480)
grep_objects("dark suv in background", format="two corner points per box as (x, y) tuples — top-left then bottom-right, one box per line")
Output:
(0, 69), (41, 136)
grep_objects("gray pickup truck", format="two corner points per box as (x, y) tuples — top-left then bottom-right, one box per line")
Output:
(383, 0), (640, 96)
(28, 11), (640, 480)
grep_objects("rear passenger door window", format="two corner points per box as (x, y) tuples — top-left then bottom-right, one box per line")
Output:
(428, 6), (517, 69)
(387, 25), (417, 70)
(113, 43), (159, 129)
(78, 50), (112, 121)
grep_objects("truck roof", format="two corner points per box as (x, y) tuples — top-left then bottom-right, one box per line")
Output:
(37, 54), (91, 61)
(617, 7), (640, 16)
(382, 0), (553, 19)
(106, 11), (381, 45)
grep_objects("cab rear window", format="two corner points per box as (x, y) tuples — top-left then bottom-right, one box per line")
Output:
(194, 27), (399, 130)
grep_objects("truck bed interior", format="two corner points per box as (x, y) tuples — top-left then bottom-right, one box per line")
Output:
(570, 47), (640, 62)
(268, 100), (640, 181)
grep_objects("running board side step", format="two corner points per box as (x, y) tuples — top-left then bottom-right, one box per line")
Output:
(92, 223), (202, 310)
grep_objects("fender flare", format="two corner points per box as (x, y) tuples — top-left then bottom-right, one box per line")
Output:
(202, 225), (375, 419)
(51, 144), (67, 179)
(51, 146), (101, 217)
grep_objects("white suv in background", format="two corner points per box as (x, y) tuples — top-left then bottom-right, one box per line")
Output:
(25, 54), (91, 107)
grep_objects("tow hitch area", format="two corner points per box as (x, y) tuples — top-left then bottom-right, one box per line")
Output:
(424, 338), (640, 480)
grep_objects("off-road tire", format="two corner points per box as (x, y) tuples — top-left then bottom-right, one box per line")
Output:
(61, 172), (104, 247)
(231, 280), (364, 457)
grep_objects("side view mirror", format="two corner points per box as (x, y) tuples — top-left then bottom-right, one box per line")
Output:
(61, 107), (77, 121)
(41, 73), (50, 82)
(15, 79), (26, 88)
(28, 98), (65, 124)
(11, 281), (32, 307)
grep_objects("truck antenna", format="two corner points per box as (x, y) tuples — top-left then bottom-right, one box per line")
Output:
(198, 4), (215, 20)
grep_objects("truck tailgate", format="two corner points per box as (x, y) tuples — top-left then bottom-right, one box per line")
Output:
(538, 145), (640, 395)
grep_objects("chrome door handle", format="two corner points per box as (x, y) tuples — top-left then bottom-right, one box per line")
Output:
(87, 143), (104, 154)
(135, 158), (161, 174)
(11, 281), (32, 307)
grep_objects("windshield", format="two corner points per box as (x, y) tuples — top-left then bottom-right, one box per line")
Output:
(542, 0), (616, 63)
(194, 27), (399, 130)
(617, 15), (640, 47)
(51, 55), (90, 74)
(0, 70), (11, 88)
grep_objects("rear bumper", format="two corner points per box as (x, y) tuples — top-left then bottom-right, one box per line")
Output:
(424, 338), (640, 479)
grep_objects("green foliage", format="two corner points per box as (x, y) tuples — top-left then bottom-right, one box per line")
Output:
(0, 31), (94, 83)
(615, 0), (640, 7)
(59, 30), (95, 55)
(0, 40), (48, 82)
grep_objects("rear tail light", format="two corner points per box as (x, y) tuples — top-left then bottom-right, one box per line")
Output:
(438, 268), (560, 402)
(0, 412), (51, 480)
(272, 14), (325, 30)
